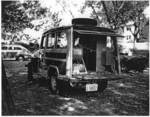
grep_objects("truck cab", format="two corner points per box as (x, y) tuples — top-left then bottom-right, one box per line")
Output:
(27, 18), (124, 94)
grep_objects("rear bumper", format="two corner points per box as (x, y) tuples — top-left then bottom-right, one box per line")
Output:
(58, 73), (126, 90)
(69, 79), (101, 89)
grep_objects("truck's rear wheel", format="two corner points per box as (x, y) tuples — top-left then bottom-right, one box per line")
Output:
(98, 80), (108, 92)
(49, 75), (59, 94)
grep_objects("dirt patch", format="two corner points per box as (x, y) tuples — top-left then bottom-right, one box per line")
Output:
(3, 61), (149, 115)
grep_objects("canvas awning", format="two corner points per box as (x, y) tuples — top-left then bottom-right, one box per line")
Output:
(74, 29), (124, 37)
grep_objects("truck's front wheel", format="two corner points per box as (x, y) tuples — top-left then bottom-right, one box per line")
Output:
(98, 80), (108, 92)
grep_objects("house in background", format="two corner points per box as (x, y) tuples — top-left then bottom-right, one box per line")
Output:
(118, 21), (149, 56)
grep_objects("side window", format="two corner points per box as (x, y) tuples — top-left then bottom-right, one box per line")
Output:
(57, 32), (67, 48)
(47, 33), (55, 48)
(2, 47), (7, 50)
(41, 36), (47, 48)
(8, 47), (12, 50)
(14, 47), (21, 50)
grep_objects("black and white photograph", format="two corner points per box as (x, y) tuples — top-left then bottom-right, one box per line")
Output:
(1, 0), (149, 115)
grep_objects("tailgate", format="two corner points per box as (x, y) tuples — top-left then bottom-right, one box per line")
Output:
(73, 73), (128, 81)
(99, 74), (128, 81)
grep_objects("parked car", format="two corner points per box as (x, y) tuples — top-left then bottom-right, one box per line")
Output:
(27, 18), (124, 94)
(2, 44), (32, 61)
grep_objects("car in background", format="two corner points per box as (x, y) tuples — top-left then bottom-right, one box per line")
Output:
(2, 44), (32, 61)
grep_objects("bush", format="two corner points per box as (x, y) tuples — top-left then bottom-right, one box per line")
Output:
(120, 55), (149, 73)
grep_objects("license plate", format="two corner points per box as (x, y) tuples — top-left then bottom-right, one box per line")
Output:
(86, 84), (98, 92)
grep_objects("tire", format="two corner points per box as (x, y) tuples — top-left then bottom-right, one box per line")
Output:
(17, 56), (24, 62)
(98, 80), (108, 92)
(49, 75), (59, 94)
(111, 60), (116, 73)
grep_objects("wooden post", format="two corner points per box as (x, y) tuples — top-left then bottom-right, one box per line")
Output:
(96, 36), (106, 73)
(113, 37), (121, 74)
(66, 27), (73, 77)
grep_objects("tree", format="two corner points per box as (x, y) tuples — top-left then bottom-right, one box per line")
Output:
(81, 1), (109, 27)
(2, 0), (47, 33)
(2, 1), (31, 33)
(2, 0), (64, 42)
(82, 1), (149, 42)
(2, 0), (49, 43)
(51, 12), (62, 27)
(2, 62), (15, 115)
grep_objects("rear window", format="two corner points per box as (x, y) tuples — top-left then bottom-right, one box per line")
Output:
(57, 32), (67, 48)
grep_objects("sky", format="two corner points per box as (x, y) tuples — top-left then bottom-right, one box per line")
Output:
(143, 6), (150, 18)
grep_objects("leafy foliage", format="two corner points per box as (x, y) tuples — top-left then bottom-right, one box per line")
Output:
(2, 1), (29, 33)
(82, 1), (109, 27)
(2, 0), (47, 33)
(120, 55), (148, 73)
(82, 1), (149, 41)
(51, 12), (62, 28)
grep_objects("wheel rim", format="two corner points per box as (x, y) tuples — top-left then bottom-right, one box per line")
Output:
(18, 56), (23, 61)
(51, 76), (57, 91)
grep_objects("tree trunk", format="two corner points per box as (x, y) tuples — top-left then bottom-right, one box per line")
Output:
(113, 37), (121, 74)
(133, 34), (139, 50)
(2, 62), (15, 115)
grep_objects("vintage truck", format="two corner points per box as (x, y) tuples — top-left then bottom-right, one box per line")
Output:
(27, 18), (124, 94)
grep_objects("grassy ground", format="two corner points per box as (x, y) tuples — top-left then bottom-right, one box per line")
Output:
(3, 61), (149, 115)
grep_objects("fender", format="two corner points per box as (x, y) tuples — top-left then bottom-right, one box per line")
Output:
(47, 65), (59, 77)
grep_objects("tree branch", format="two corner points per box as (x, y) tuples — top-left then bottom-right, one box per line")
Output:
(89, 2), (101, 25)
(101, 1), (111, 26)
(117, 1), (125, 13)
(57, 0), (74, 18)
